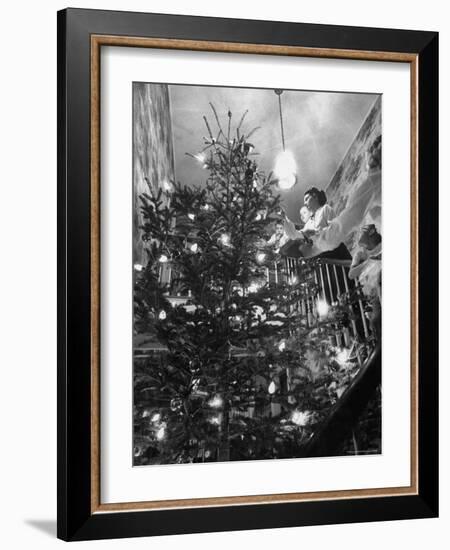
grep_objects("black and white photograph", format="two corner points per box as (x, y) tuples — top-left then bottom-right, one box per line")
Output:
(132, 83), (382, 466)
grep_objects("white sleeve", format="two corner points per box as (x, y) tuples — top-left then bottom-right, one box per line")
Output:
(313, 173), (381, 253)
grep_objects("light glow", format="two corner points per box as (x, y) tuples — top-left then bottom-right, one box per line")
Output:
(274, 150), (297, 190)
(316, 299), (329, 318)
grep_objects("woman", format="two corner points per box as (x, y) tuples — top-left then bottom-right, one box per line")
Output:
(282, 188), (333, 243)
(302, 187), (335, 233)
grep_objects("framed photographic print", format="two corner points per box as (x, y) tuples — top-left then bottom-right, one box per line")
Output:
(57, 8), (438, 541)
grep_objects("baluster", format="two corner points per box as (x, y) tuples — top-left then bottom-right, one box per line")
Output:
(325, 263), (334, 304)
(274, 261), (278, 284)
(306, 297), (310, 323)
(357, 284), (370, 339)
(342, 265), (359, 341)
(333, 264), (341, 297)
(319, 263), (327, 302)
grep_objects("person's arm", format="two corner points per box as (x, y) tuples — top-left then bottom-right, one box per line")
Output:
(283, 217), (304, 240)
(317, 204), (335, 227)
(348, 248), (368, 280)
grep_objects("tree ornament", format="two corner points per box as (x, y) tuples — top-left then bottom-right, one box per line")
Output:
(134, 263), (144, 272)
(134, 445), (143, 457)
(243, 142), (254, 155)
(268, 381), (277, 394)
(190, 243), (199, 253)
(158, 254), (169, 263)
(245, 167), (254, 182)
(170, 397), (183, 411)
(158, 310), (167, 320)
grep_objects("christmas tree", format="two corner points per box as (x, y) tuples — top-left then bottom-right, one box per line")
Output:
(133, 106), (380, 465)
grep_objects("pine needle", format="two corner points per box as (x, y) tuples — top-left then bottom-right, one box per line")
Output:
(209, 102), (224, 135)
(245, 126), (261, 140)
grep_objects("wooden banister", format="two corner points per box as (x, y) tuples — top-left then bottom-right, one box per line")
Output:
(300, 344), (381, 458)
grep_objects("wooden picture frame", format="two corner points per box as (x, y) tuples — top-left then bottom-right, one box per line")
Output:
(57, 7), (438, 541)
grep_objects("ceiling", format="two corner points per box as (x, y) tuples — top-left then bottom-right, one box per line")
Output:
(169, 84), (377, 222)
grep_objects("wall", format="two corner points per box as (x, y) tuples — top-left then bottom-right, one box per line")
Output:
(326, 96), (381, 217)
(133, 83), (175, 264)
(325, 96), (382, 252)
(0, 1), (447, 550)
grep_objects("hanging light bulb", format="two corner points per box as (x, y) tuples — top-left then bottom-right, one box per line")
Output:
(316, 299), (329, 318)
(133, 263), (143, 272)
(256, 252), (266, 263)
(156, 426), (166, 440)
(291, 410), (311, 426)
(248, 282), (259, 294)
(158, 254), (169, 263)
(150, 412), (161, 423)
(208, 395), (223, 408)
(268, 381), (276, 394)
(158, 310), (167, 320)
(162, 179), (172, 193)
(219, 233), (231, 246)
(336, 347), (350, 365)
(273, 89), (297, 190)
(190, 243), (199, 253)
(274, 151), (297, 190)
(194, 152), (206, 163)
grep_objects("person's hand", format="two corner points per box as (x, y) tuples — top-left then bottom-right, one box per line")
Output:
(302, 229), (316, 239)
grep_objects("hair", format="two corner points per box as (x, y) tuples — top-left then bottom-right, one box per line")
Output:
(360, 224), (382, 246)
(367, 135), (382, 170)
(304, 187), (327, 207)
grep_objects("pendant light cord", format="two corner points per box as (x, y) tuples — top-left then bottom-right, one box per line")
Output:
(278, 93), (286, 152)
